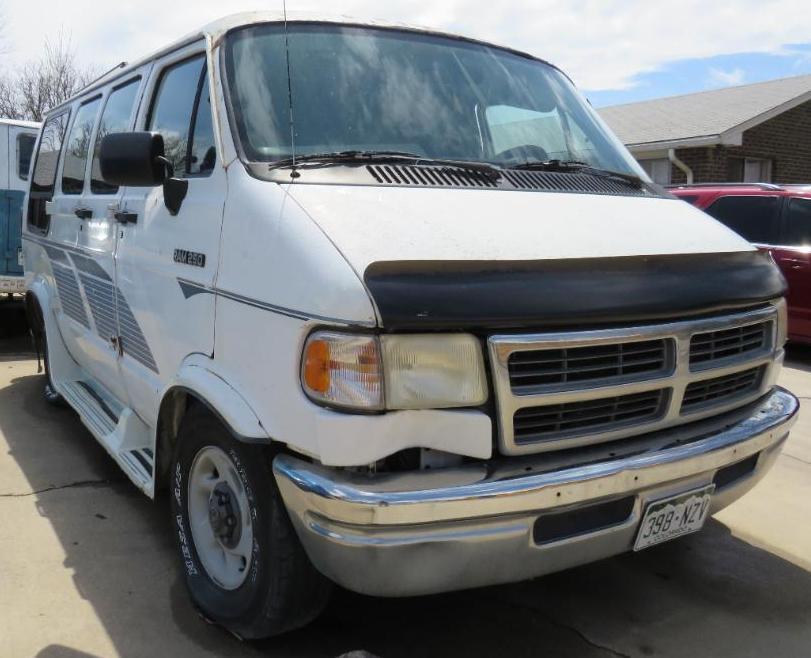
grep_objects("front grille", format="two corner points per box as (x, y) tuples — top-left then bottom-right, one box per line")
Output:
(690, 321), (770, 367)
(681, 367), (764, 413)
(508, 339), (672, 393)
(513, 390), (669, 444)
(488, 306), (778, 456)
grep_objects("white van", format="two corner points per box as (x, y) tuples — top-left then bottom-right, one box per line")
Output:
(23, 12), (798, 638)
(1, 118), (38, 296)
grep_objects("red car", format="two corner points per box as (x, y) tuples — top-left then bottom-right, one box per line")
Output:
(670, 183), (811, 344)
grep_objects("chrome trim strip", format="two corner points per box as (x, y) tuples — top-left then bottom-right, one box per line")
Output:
(488, 305), (780, 455)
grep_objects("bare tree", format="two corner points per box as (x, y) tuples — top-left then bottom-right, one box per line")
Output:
(0, 5), (8, 56)
(0, 32), (98, 121)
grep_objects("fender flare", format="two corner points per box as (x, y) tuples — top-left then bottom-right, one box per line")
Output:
(25, 276), (53, 333)
(163, 356), (269, 442)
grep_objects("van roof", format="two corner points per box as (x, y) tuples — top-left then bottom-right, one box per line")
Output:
(0, 117), (40, 129)
(45, 11), (558, 116)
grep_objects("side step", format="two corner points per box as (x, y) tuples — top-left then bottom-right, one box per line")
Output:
(61, 380), (118, 437)
(59, 380), (155, 497)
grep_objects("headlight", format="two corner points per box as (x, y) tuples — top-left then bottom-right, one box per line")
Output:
(301, 332), (384, 410)
(381, 334), (488, 409)
(301, 331), (488, 411)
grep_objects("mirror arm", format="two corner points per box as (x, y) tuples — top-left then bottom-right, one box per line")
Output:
(155, 155), (188, 216)
(155, 155), (175, 179)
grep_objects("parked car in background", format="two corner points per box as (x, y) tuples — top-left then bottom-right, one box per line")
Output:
(1, 118), (39, 298)
(670, 183), (811, 344)
(23, 12), (798, 639)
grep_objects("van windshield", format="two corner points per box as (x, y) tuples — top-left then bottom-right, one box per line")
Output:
(224, 23), (643, 175)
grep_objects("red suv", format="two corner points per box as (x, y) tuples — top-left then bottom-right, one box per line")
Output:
(670, 183), (811, 344)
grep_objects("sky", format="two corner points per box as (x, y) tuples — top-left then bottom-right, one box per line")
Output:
(1, 0), (811, 107)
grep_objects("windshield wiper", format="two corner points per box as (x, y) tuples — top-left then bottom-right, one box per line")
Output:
(268, 150), (502, 180)
(509, 159), (646, 188)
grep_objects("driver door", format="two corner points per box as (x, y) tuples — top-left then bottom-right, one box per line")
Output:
(114, 45), (224, 426)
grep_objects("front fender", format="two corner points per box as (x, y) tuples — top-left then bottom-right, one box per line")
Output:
(26, 275), (52, 331)
(165, 355), (269, 441)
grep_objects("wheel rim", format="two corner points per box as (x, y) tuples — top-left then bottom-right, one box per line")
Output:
(187, 446), (254, 590)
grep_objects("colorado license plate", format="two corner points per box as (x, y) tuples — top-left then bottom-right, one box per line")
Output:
(634, 485), (714, 551)
(0, 276), (25, 293)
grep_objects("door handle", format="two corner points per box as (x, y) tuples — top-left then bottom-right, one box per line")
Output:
(114, 210), (138, 225)
(74, 208), (93, 220)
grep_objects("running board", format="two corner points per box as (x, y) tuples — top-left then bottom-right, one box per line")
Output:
(61, 380), (118, 437)
(59, 380), (155, 497)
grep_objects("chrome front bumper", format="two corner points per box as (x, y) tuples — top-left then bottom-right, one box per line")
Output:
(273, 387), (799, 597)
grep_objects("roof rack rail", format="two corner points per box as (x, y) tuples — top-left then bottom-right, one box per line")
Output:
(666, 182), (784, 191)
(78, 61), (128, 95)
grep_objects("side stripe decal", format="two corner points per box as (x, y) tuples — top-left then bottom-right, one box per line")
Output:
(52, 263), (91, 328)
(176, 278), (376, 327)
(79, 273), (117, 340)
(70, 252), (113, 281)
(30, 236), (159, 374)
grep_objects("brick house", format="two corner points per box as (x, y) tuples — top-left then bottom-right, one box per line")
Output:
(599, 74), (811, 185)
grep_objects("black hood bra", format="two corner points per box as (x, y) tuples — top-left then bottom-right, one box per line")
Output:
(363, 251), (786, 332)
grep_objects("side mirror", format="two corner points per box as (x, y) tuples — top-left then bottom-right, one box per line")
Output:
(100, 132), (166, 186)
(99, 131), (188, 216)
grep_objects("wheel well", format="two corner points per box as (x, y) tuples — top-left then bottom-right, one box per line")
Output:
(155, 389), (251, 490)
(25, 292), (43, 337)
(155, 389), (194, 490)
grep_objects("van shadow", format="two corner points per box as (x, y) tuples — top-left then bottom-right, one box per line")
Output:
(1, 338), (810, 656)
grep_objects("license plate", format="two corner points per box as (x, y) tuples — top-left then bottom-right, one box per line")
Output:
(634, 485), (715, 551)
(0, 276), (25, 293)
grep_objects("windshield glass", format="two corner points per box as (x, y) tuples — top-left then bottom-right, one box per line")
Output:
(224, 23), (643, 175)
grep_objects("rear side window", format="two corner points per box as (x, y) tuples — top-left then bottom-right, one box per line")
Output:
(62, 97), (101, 194)
(91, 78), (140, 194)
(17, 133), (36, 180)
(704, 195), (781, 244)
(148, 55), (216, 177)
(783, 198), (811, 247)
(28, 111), (70, 232)
(677, 194), (699, 205)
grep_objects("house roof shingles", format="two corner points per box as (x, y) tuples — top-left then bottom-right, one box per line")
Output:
(598, 73), (811, 148)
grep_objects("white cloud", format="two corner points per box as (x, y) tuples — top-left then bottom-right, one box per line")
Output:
(707, 66), (746, 87)
(0, 0), (809, 92)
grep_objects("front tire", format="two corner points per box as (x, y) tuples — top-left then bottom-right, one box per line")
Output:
(170, 406), (331, 638)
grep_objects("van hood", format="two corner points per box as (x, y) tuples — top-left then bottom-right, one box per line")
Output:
(287, 186), (786, 330)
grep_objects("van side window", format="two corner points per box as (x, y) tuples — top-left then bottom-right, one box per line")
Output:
(91, 78), (140, 194)
(703, 195), (781, 245)
(17, 133), (36, 180)
(28, 112), (70, 232)
(784, 198), (811, 247)
(62, 97), (102, 195)
(148, 55), (216, 177)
